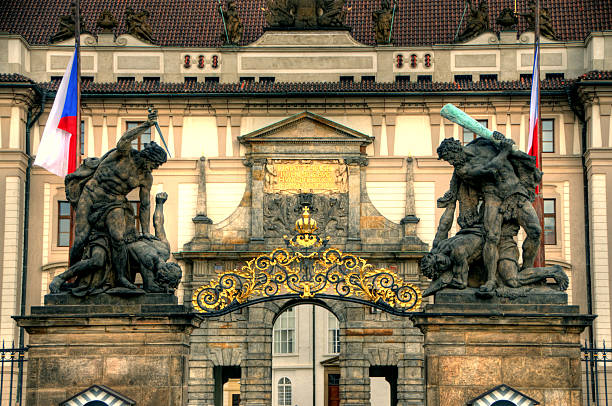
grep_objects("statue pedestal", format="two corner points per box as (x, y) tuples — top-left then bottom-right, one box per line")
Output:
(15, 294), (201, 406)
(412, 293), (593, 406)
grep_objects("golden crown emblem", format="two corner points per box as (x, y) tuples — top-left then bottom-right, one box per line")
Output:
(295, 206), (318, 234)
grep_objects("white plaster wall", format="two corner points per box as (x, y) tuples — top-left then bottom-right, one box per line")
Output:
(177, 183), (198, 249)
(394, 116), (431, 157)
(1, 177), (22, 343)
(207, 183), (246, 223)
(590, 173), (611, 345)
(414, 181), (435, 246)
(366, 181), (406, 223)
(182, 116), (218, 158)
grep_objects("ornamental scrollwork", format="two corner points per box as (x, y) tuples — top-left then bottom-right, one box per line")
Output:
(192, 207), (422, 316)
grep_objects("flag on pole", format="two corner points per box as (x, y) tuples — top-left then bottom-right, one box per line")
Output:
(527, 42), (540, 167)
(34, 49), (79, 177)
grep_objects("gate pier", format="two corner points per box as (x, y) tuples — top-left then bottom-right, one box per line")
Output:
(412, 291), (594, 406)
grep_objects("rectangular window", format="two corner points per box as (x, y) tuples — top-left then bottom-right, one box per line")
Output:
(545, 72), (564, 80)
(480, 74), (498, 82)
(80, 120), (85, 155)
(520, 73), (532, 82)
(454, 74), (472, 82)
(117, 76), (135, 82)
(232, 394), (240, 406)
(544, 199), (556, 245)
(328, 313), (340, 354)
(361, 75), (375, 82)
(395, 75), (410, 83)
(126, 121), (152, 151)
(259, 76), (275, 83)
(57, 201), (71, 247)
(81, 76), (94, 83)
(340, 76), (354, 83)
(143, 76), (160, 83)
(417, 75), (432, 83)
(273, 308), (295, 354)
(463, 119), (488, 145)
(239, 76), (255, 82)
(542, 118), (554, 153)
(184, 77), (197, 83)
(205, 76), (220, 83)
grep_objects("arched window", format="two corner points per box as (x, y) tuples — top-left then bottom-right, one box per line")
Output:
(273, 308), (295, 354)
(84, 401), (109, 406)
(491, 401), (517, 406)
(328, 312), (340, 354)
(278, 377), (292, 406)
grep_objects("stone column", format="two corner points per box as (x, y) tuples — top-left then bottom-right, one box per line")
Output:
(345, 157), (365, 251)
(386, 114), (397, 156)
(187, 157), (213, 250)
(401, 158), (420, 246)
(340, 306), (371, 406)
(412, 298), (593, 406)
(242, 305), (273, 406)
(248, 158), (266, 247)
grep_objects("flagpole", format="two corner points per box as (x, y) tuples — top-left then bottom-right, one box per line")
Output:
(69, 0), (82, 251)
(533, 0), (546, 268)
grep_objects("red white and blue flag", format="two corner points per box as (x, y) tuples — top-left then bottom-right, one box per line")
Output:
(34, 49), (79, 177)
(527, 42), (540, 168)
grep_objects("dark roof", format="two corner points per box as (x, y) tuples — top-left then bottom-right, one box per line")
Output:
(3, 71), (610, 96)
(0, 0), (610, 47)
(34, 77), (574, 95)
(0, 73), (34, 83)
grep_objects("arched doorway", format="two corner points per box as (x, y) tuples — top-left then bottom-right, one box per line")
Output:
(272, 304), (342, 406)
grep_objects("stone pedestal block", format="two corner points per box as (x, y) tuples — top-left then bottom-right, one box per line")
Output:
(412, 301), (593, 406)
(15, 294), (201, 406)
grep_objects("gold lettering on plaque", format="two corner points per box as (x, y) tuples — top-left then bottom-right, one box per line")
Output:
(264, 160), (348, 194)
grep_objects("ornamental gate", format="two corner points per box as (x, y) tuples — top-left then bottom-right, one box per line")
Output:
(176, 112), (428, 406)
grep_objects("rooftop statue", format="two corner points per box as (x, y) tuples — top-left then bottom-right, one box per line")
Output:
(520, 1), (557, 41)
(97, 10), (118, 34)
(50, 111), (181, 297)
(373, 0), (396, 45)
(496, 8), (518, 31)
(50, 1), (85, 43)
(219, 0), (243, 45)
(420, 105), (569, 299)
(455, 0), (489, 43)
(125, 7), (155, 44)
(266, 0), (345, 29)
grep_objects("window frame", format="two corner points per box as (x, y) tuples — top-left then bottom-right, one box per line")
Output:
(327, 312), (340, 354)
(543, 198), (557, 245)
(463, 119), (488, 145)
(57, 201), (71, 247)
(542, 118), (554, 153)
(277, 377), (292, 406)
(273, 308), (296, 355)
(126, 121), (152, 151)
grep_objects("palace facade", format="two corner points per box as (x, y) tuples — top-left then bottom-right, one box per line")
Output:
(0, 0), (612, 404)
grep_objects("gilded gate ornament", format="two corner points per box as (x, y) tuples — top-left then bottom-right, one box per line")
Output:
(193, 207), (422, 316)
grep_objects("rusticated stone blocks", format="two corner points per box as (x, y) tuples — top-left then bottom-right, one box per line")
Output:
(15, 296), (201, 406)
(412, 303), (593, 406)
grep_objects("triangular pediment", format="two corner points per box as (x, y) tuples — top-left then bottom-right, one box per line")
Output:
(239, 111), (372, 145)
(467, 384), (540, 406)
(61, 385), (135, 406)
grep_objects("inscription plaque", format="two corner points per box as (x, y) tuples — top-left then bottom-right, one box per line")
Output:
(265, 159), (348, 194)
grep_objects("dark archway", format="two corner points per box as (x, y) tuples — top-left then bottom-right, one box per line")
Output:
(491, 401), (517, 406)
(84, 402), (109, 406)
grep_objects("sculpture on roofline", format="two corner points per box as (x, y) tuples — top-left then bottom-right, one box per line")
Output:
(266, 0), (345, 29)
(219, 0), (243, 45)
(49, 110), (182, 297)
(520, 1), (557, 40)
(455, 0), (489, 43)
(373, 0), (396, 45)
(97, 10), (118, 34)
(496, 8), (518, 31)
(50, 1), (86, 43)
(419, 104), (569, 299)
(126, 7), (155, 44)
